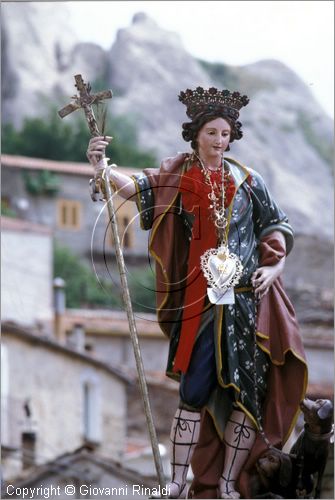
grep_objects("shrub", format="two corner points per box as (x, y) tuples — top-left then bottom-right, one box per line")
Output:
(2, 107), (157, 168)
(54, 243), (156, 312)
(54, 243), (121, 309)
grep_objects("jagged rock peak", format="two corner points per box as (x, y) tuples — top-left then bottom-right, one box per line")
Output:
(108, 12), (210, 155)
(116, 11), (182, 47)
(132, 12), (158, 27)
(1, 1), (80, 127)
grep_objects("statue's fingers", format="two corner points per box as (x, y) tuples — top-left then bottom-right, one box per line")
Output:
(252, 267), (264, 279)
(251, 270), (261, 285)
(87, 153), (97, 166)
(89, 138), (100, 148)
(254, 281), (267, 294)
(260, 287), (269, 299)
(90, 135), (105, 142)
(89, 149), (105, 157)
(87, 152), (96, 163)
(87, 150), (103, 166)
(252, 275), (264, 287)
(93, 142), (109, 151)
(90, 140), (108, 148)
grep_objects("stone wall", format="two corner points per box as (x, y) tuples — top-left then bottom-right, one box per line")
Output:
(1, 331), (127, 480)
(1, 219), (53, 326)
(1, 165), (149, 264)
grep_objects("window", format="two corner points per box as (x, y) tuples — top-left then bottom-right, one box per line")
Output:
(22, 432), (37, 469)
(81, 373), (102, 444)
(57, 199), (81, 229)
(108, 197), (134, 249)
(83, 382), (91, 439)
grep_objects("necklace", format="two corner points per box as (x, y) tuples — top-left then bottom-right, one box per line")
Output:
(193, 153), (229, 244)
(193, 153), (244, 302)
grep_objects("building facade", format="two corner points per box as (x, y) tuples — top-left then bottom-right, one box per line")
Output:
(1, 154), (150, 270)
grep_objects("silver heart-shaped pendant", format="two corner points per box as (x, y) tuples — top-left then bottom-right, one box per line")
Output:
(200, 245), (244, 295)
(208, 254), (236, 289)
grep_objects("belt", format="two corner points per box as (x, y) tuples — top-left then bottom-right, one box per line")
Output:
(234, 286), (253, 293)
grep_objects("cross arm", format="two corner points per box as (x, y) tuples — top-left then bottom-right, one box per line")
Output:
(92, 90), (113, 103)
(58, 102), (81, 118)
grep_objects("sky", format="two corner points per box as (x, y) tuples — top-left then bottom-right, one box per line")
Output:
(64, 0), (334, 118)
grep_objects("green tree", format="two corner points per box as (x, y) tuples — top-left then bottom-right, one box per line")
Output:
(54, 243), (122, 309)
(2, 107), (157, 168)
(22, 169), (60, 196)
(54, 243), (156, 312)
(1, 200), (16, 218)
(126, 267), (156, 313)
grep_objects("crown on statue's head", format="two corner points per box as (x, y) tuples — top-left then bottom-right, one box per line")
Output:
(178, 86), (249, 120)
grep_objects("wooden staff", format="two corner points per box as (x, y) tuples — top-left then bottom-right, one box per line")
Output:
(58, 75), (167, 495)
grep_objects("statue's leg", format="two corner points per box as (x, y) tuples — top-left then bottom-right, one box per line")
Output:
(219, 409), (256, 499)
(168, 321), (217, 498)
(167, 408), (201, 498)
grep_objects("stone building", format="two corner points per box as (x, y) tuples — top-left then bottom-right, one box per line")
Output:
(1, 154), (150, 273)
(1, 216), (53, 328)
(1, 217), (129, 485)
(61, 309), (168, 373)
(1, 322), (128, 479)
(1, 445), (159, 500)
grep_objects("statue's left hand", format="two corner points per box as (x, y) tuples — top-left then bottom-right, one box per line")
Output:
(251, 259), (285, 299)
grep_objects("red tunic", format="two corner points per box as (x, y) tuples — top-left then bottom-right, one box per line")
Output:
(173, 164), (235, 373)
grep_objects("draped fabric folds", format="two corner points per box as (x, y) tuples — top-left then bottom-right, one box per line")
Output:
(188, 232), (307, 499)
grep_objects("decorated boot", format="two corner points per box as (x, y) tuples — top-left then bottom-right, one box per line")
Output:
(167, 408), (201, 499)
(219, 409), (256, 499)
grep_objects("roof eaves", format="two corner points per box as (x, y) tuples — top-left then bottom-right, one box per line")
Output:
(1, 321), (130, 384)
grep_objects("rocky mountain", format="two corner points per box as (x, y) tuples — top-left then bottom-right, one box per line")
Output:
(2, 3), (333, 247)
(107, 13), (334, 243)
(107, 12), (212, 155)
(1, 2), (107, 126)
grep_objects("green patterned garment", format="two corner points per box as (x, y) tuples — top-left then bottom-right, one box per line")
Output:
(132, 158), (294, 433)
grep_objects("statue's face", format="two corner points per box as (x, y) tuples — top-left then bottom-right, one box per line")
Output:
(197, 117), (231, 163)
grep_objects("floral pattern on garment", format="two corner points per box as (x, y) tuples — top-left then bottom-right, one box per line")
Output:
(132, 158), (293, 428)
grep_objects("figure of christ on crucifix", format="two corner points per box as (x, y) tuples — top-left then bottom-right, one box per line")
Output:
(58, 74), (113, 201)
(58, 74), (113, 135)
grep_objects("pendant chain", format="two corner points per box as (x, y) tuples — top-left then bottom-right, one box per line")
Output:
(193, 152), (231, 245)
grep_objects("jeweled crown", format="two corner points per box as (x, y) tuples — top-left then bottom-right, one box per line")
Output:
(178, 86), (249, 120)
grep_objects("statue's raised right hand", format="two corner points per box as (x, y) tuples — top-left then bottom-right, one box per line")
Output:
(86, 136), (112, 167)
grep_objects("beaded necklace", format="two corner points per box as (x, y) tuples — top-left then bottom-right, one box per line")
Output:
(201, 162), (232, 245)
(192, 152), (243, 302)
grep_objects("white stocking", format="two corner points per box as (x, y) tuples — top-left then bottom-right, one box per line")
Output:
(168, 408), (201, 499)
(219, 409), (256, 499)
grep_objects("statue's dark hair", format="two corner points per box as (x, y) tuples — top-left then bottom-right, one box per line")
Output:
(181, 111), (243, 151)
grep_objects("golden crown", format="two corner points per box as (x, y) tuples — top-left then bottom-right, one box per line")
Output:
(178, 86), (249, 120)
